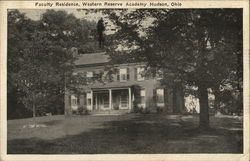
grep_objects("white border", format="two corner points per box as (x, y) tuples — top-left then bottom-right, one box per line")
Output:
(0, 1), (249, 161)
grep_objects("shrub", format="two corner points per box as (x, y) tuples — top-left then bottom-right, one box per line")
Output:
(156, 107), (163, 113)
(133, 106), (143, 113)
(142, 107), (151, 114)
(113, 105), (119, 110)
(77, 106), (90, 115)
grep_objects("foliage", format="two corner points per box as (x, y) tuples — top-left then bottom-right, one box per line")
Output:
(131, 85), (141, 112)
(7, 9), (98, 119)
(77, 106), (90, 115)
(156, 107), (163, 113)
(99, 9), (243, 127)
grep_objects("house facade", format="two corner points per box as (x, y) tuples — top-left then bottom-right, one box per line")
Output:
(64, 52), (185, 115)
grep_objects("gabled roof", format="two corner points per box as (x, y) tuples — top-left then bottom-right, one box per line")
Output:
(74, 52), (110, 66)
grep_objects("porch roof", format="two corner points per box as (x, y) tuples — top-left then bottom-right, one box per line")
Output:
(88, 82), (136, 90)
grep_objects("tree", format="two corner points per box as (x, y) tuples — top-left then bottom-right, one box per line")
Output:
(97, 18), (105, 48)
(100, 9), (243, 128)
(7, 9), (98, 120)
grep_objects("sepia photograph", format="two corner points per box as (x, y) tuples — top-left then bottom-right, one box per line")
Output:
(1, 1), (248, 159)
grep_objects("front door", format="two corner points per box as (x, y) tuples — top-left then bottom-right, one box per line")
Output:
(120, 91), (128, 109)
(98, 93), (110, 110)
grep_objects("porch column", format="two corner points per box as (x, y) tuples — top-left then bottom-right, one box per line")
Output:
(64, 89), (72, 115)
(90, 90), (93, 110)
(109, 89), (112, 109)
(128, 87), (132, 110)
(87, 90), (93, 110)
(95, 93), (98, 110)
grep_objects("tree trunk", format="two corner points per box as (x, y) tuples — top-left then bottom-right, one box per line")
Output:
(198, 83), (209, 128)
(32, 99), (36, 127)
(179, 87), (185, 113)
(173, 85), (178, 113)
(213, 89), (221, 115)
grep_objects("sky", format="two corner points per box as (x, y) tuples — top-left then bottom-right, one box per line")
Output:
(19, 9), (103, 21)
(19, 9), (116, 34)
(18, 9), (155, 36)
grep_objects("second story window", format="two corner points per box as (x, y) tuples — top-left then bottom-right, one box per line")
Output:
(156, 69), (163, 80)
(86, 71), (93, 78)
(86, 71), (93, 84)
(135, 67), (145, 81)
(118, 68), (130, 82)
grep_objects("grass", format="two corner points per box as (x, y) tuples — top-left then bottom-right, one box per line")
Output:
(7, 113), (243, 154)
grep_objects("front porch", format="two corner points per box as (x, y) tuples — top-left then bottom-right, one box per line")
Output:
(71, 87), (133, 113)
(86, 87), (132, 112)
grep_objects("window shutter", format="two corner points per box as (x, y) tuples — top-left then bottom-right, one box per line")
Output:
(164, 88), (168, 108)
(127, 68), (130, 80)
(145, 68), (149, 80)
(77, 95), (80, 104)
(153, 89), (157, 103)
(91, 71), (95, 83)
(117, 73), (120, 81)
(134, 68), (137, 81)
(69, 95), (71, 106)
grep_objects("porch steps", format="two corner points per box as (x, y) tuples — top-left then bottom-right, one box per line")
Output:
(91, 109), (130, 115)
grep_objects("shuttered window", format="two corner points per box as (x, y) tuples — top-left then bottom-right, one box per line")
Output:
(71, 95), (78, 107)
(120, 68), (127, 82)
(134, 68), (137, 80)
(137, 67), (145, 81)
(127, 68), (130, 80)
(139, 89), (146, 108)
(156, 89), (164, 107)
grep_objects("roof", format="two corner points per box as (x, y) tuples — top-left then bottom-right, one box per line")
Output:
(89, 81), (136, 90)
(77, 81), (144, 92)
(74, 52), (110, 66)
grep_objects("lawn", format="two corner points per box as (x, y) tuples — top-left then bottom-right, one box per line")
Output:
(7, 113), (243, 154)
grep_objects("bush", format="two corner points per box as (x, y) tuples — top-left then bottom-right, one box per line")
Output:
(142, 107), (151, 114)
(113, 105), (119, 110)
(156, 107), (163, 113)
(133, 106), (143, 113)
(133, 106), (151, 114)
(77, 106), (90, 115)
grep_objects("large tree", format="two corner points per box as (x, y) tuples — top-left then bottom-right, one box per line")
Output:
(100, 9), (243, 128)
(7, 9), (98, 120)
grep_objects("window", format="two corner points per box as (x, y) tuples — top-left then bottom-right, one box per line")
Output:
(119, 68), (129, 82)
(87, 92), (92, 106)
(103, 94), (109, 108)
(86, 71), (94, 84)
(120, 91), (128, 109)
(156, 69), (163, 80)
(102, 71), (109, 82)
(156, 89), (164, 107)
(71, 95), (78, 109)
(136, 67), (145, 81)
(86, 71), (93, 78)
(139, 89), (146, 108)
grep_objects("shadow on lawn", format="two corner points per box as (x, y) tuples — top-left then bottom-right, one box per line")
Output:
(7, 114), (243, 154)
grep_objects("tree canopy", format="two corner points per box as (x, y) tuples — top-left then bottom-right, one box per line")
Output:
(7, 9), (98, 119)
(100, 9), (243, 127)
